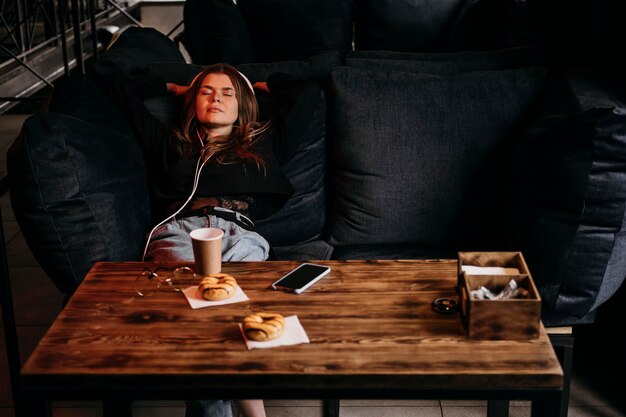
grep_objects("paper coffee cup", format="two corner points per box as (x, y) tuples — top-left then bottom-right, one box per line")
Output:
(190, 227), (224, 276)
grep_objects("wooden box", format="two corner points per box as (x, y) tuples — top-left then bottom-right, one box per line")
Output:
(458, 252), (541, 340)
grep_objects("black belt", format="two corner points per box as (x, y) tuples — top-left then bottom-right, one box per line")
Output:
(175, 205), (256, 231)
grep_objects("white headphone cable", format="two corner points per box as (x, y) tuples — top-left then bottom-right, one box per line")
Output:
(141, 152), (207, 261)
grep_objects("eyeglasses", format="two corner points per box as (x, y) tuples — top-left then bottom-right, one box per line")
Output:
(134, 266), (197, 296)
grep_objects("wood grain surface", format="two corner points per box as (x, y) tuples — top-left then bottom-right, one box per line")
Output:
(20, 260), (562, 399)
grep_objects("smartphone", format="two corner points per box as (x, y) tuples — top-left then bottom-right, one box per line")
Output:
(272, 263), (331, 294)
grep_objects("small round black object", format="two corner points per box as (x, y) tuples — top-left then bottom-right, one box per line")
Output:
(432, 297), (459, 314)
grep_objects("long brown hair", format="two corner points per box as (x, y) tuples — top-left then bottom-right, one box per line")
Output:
(172, 64), (270, 168)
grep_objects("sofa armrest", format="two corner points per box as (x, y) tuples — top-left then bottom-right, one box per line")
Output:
(7, 76), (152, 295)
(514, 71), (626, 326)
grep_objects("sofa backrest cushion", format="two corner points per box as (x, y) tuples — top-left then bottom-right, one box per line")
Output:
(328, 65), (545, 247)
(255, 86), (327, 247)
(353, 0), (463, 52)
(346, 46), (542, 74)
(8, 110), (151, 294)
(49, 74), (133, 136)
(93, 27), (186, 76)
(237, 0), (353, 63)
(181, 0), (252, 65)
(146, 51), (342, 87)
(238, 52), (342, 85)
(514, 73), (626, 325)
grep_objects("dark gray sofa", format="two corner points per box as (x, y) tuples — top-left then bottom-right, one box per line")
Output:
(7, 0), (626, 331)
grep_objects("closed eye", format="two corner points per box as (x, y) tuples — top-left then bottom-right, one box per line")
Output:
(199, 86), (236, 97)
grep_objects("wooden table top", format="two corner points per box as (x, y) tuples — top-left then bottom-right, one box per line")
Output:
(20, 260), (563, 400)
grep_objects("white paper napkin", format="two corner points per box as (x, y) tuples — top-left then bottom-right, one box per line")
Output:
(183, 285), (249, 309)
(461, 265), (520, 275)
(239, 315), (310, 350)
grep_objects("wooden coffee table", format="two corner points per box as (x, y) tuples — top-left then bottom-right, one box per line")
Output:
(20, 260), (563, 416)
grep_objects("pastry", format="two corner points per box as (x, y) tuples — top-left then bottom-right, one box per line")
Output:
(198, 273), (237, 301)
(242, 313), (286, 341)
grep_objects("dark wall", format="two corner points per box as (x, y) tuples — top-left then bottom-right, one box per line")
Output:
(527, 1), (623, 71)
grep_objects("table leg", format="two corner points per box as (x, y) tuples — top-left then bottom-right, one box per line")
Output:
(487, 400), (509, 417)
(549, 333), (574, 417)
(14, 398), (52, 417)
(324, 399), (340, 417)
(103, 399), (133, 417)
(531, 392), (562, 417)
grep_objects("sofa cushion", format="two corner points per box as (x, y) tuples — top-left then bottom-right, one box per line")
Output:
(328, 66), (545, 247)
(514, 73), (626, 325)
(146, 62), (203, 86)
(181, 0), (252, 65)
(237, 52), (342, 84)
(237, 0), (353, 62)
(49, 75), (132, 136)
(143, 95), (183, 130)
(8, 112), (151, 294)
(93, 26), (186, 76)
(332, 244), (455, 261)
(254, 83), (327, 247)
(146, 52), (342, 87)
(346, 46), (542, 74)
(353, 0), (463, 52)
(272, 240), (334, 261)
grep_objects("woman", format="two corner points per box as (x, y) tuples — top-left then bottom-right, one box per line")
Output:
(108, 64), (295, 267)
(107, 64), (316, 417)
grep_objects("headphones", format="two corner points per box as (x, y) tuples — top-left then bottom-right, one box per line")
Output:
(238, 70), (255, 95)
(189, 68), (255, 96)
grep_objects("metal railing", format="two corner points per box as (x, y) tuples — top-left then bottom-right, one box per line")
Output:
(0, 0), (140, 113)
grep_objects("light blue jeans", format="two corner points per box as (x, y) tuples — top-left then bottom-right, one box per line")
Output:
(145, 214), (270, 263)
(185, 400), (233, 417)
(145, 214), (269, 417)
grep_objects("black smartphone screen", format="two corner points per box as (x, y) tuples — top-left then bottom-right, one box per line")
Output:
(272, 264), (331, 293)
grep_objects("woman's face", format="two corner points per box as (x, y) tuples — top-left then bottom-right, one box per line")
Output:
(195, 73), (239, 135)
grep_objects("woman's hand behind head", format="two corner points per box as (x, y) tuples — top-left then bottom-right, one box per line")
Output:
(253, 81), (269, 93)
(167, 82), (189, 96)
